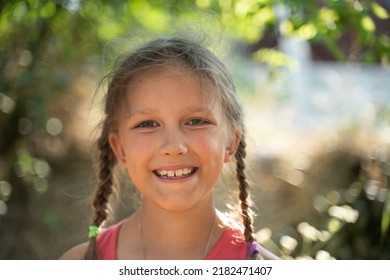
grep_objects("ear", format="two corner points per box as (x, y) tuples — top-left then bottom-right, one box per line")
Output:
(224, 131), (241, 163)
(108, 132), (127, 167)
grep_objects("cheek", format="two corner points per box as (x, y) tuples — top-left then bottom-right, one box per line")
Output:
(193, 131), (228, 160)
(122, 135), (155, 163)
(131, 137), (153, 151)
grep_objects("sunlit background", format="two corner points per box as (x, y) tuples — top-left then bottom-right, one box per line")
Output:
(1, 0), (389, 260)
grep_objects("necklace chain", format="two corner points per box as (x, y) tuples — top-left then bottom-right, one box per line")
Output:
(137, 212), (146, 260)
(202, 211), (216, 259)
(137, 211), (216, 260)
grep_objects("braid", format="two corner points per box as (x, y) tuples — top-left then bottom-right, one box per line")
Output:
(85, 123), (117, 260)
(235, 136), (255, 244)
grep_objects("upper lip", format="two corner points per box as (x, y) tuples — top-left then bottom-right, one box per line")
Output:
(153, 165), (196, 171)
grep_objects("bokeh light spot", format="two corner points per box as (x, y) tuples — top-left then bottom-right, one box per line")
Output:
(46, 118), (63, 136)
(256, 227), (272, 243)
(0, 93), (16, 114)
(18, 118), (32, 135)
(33, 159), (51, 179)
(0, 200), (7, 215)
(280, 235), (298, 253)
(0, 181), (12, 198)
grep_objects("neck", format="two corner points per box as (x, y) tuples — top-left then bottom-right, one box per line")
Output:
(137, 202), (222, 259)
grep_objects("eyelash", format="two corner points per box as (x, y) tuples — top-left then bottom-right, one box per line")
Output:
(186, 118), (211, 126)
(135, 120), (159, 128)
(133, 118), (211, 129)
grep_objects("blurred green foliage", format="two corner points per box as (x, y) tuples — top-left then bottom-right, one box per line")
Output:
(0, 0), (389, 259)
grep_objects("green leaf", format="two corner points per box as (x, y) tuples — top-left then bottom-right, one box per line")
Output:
(381, 191), (390, 243)
(360, 16), (376, 32)
(40, 1), (57, 18)
(253, 48), (297, 69)
(297, 23), (318, 40)
(372, 2), (389, 20)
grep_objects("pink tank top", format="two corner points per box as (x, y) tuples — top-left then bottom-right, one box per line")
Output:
(96, 220), (248, 260)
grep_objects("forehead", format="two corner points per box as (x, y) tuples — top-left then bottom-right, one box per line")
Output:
(123, 67), (220, 114)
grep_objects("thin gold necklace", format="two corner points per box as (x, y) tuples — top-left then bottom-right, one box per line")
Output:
(137, 211), (216, 260)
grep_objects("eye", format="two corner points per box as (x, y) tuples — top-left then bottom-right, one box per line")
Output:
(186, 118), (211, 126)
(135, 120), (159, 128)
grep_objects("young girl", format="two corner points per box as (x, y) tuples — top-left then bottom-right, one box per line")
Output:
(60, 36), (278, 260)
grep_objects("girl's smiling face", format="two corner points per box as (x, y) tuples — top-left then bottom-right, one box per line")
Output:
(109, 67), (238, 212)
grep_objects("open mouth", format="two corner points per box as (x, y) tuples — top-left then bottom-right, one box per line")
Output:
(153, 167), (198, 179)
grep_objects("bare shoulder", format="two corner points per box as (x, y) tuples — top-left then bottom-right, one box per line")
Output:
(59, 242), (89, 260)
(259, 245), (280, 260)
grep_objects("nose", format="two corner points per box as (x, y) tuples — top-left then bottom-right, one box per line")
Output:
(160, 127), (189, 157)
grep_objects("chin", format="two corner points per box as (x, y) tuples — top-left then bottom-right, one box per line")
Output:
(144, 188), (214, 212)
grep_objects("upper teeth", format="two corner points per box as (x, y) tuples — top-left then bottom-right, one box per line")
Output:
(158, 168), (193, 177)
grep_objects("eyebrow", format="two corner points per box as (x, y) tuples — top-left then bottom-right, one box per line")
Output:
(186, 106), (213, 113)
(126, 106), (212, 118)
